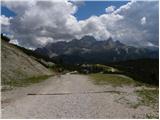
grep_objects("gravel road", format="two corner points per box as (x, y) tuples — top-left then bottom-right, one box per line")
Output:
(1, 74), (158, 118)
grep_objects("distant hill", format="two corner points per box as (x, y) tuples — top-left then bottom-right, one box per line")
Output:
(108, 59), (159, 85)
(35, 36), (159, 64)
(1, 37), (53, 87)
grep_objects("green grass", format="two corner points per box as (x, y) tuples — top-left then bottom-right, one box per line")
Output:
(4, 75), (52, 87)
(94, 64), (120, 73)
(145, 113), (159, 119)
(135, 89), (159, 119)
(136, 89), (159, 107)
(89, 73), (139, 87)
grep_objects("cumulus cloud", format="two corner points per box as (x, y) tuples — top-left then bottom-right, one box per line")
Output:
(1, 1), (159, 48)
(112, 1), (159, 47)
(78, 14), (123, 40)
(2, 1), (80, 48)
(105, 6), (116, 13)
(0, 15), (12, 34)
(70, 0), (85, 6)
(0, 15), (12, 26)
(141, 17), (146, 25)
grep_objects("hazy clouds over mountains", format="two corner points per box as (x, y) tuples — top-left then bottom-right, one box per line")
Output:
(1, 1), (159, 49)
(34, 36), (158, 64)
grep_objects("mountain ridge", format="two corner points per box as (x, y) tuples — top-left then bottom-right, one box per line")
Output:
(34, 35), (158, 64)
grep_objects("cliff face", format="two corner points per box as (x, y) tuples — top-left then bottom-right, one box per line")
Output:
(1, 39), (53, 84)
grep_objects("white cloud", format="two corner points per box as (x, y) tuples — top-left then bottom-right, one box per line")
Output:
(77, 14), (123, 40)
(2, 1), (159, 48)
(9, 39), (19, 45)
(0, 15), (12, 26)
(35, 37), (53, 46)
(2, 1), (80, 48)
(141, 17), (146, 25)
(105, 6), (116, 13)
(111, 1), (158, 47)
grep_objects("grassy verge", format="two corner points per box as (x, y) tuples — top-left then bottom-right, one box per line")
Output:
(135, 89), (159, 119)
(136, 88), (159, 107)
(2, 75), (53, 91)
(145, 113), (159, 119)
(89, 73), (140, 87)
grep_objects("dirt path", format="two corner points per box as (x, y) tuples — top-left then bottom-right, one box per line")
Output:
(1, 74), (158, 118)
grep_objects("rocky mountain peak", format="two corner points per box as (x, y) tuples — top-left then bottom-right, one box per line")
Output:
(34, 35), (158, 63)
(80, 35), (96, 42)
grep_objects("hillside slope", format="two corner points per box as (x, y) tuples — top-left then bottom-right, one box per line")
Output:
(1, 39), (53, 85)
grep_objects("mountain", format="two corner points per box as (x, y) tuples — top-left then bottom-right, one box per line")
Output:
(34, 36), (159, 64)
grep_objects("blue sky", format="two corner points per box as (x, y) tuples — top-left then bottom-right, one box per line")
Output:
(74, 1), (129, 20)
(1, 6), (16, 17)
(2, 1), (129, 20)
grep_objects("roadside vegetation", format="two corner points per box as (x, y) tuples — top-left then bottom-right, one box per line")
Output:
(135, 89), (159, 119)
(89, 73), (140, 87)
(136, 88), (159, 107)
(107, 59), (159, 86)
(2, 75), (53, 91)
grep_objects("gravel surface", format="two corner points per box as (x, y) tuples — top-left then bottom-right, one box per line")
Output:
(1, 74), (158, 119)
